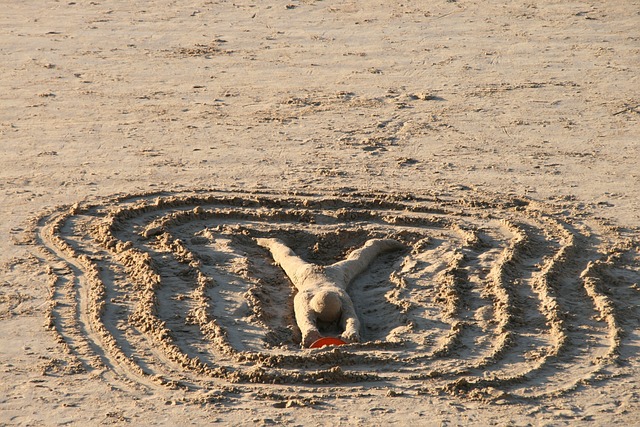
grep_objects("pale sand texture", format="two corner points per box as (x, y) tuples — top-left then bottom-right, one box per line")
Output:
(1, 1), (639, 425)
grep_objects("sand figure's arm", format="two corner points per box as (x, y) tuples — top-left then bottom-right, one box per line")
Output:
(293, 292), (322, 347)
(339, 297), (361, 343)
(256, 238), (313, 290)
(326, 238), (404, 288)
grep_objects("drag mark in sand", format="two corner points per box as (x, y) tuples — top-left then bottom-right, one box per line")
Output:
(28, 189), (639, 403)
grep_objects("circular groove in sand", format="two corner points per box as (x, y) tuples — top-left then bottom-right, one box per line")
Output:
(32, 189), (638, 401)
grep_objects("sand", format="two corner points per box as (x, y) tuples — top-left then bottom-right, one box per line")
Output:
(1, 1), (639, 425)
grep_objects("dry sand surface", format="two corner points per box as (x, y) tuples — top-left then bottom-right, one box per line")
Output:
(1, 1), (639, 425)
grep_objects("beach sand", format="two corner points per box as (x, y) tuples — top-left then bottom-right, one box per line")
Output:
(1, 1), (639, 425)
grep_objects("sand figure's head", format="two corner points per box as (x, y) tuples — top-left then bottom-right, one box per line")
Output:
(310, 290), (342, 322)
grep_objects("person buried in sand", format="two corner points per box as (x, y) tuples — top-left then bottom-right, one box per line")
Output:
(257, 237), (404, 348)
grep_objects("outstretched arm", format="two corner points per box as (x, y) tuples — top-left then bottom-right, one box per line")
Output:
(326, 239), (404, 288)
(256, 238), (313, 290)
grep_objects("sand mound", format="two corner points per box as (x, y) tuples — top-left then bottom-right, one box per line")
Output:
(27, 188), (639, 403)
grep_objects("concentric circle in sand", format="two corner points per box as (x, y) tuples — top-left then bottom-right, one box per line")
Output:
(30, 188), (639, 404)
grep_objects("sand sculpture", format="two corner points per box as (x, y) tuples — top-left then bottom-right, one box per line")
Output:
(257, 237), (404, 347)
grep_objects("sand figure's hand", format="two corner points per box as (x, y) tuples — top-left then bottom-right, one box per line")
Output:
(301, 329), (322, 348)
(340, 329), (360, 344)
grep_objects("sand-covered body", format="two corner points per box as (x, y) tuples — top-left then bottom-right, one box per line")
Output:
(257, 237), (404, 346)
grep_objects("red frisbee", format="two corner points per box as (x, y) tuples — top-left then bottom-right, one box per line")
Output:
(309, 337), (347, 349)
